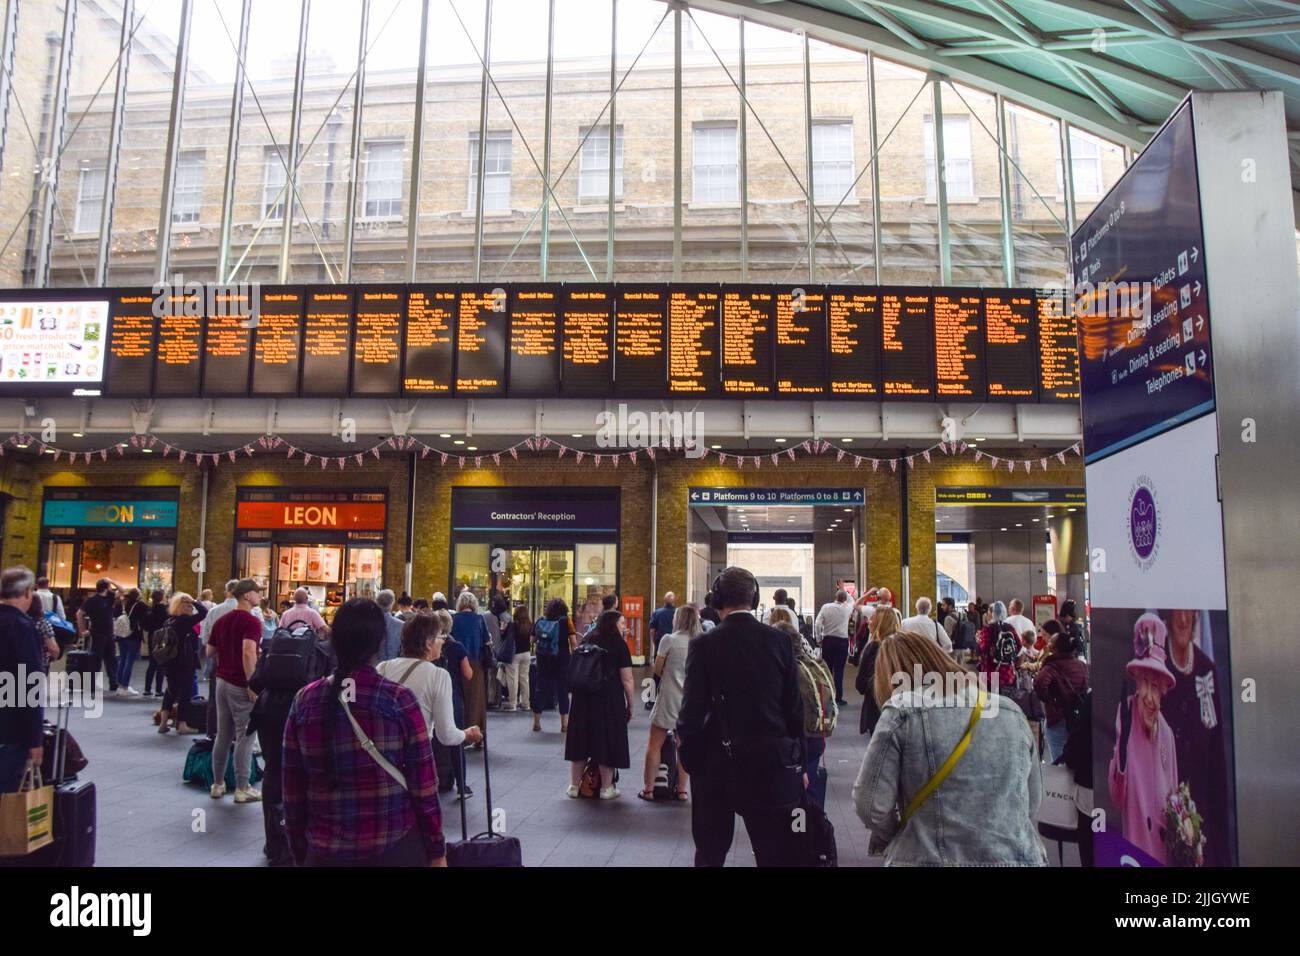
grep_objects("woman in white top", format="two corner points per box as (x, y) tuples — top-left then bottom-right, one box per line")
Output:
(376, 612), (484, 752)
(639, 604), (700, 802)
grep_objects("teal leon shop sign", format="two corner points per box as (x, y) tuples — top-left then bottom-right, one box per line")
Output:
(42, 498), (179, 529)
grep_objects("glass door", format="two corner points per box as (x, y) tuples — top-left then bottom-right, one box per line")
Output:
(484, 546), (574, 622)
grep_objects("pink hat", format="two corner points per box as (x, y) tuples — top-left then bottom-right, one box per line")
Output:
(1126, 612), (1175, 692)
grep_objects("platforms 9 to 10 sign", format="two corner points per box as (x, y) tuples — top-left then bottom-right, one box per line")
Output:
(87, 282), (1078, 402)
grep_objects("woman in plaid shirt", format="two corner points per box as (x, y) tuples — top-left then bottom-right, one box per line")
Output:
(283, 598), (446, 867)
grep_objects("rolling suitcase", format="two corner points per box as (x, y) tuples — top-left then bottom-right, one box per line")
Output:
(445, 735), (522, 867)
(653, 731), (679, 800)
(183, 695), (209, 734)
(2, 697), (97, 867)
(65, 649), (99, 680)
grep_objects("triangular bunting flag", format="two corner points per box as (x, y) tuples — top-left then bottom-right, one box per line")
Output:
(1040, 458), (1048, 470)
(645, 447), (655, 461)
(178, 451), (186, 463)
(440, 453), (448, 465)
(558, 446), (567, 459)
(51, 450), (59, 461)
(1007, 459), (1015, 473)
(493, 453), (501, 465)
(1056, 451), (1065, 464)
(457, 457), (465, 468)
(475, 457), (482, 468)
(630, 451), (637, 465)
(355, 454), (364, 466)
(836, 450), (845, 462)
(906, 456), (914, 469)
(303, 454), (312, 465)
(1072, 443), (1081, 455)
(228, 450), (236, 463)
(871, 459), (879, 471)
(736, 456), (744, 469)
(854, 457), (861, 468)
(889, 459), (897, 472)
(752, 457), (760, 469)
(575, 451), (584, 464)
(718, 454), (726, 465)
(371, 447), (381, 460)
(787, 448), (795, 461)
(923, 450), (931, 463)
(594, 455), (602, 467)
(100, 450), (108, 461)
(420, 446), (429, 459)
(989, 457), (998, 469)
(974, 450), (983, 462)
(771, 453), (779, 466)
(1024, 460), (1032, 473)
(320, 457), (328, 470)
(959, 442), (968, 452)
(541, 438), (551, 449)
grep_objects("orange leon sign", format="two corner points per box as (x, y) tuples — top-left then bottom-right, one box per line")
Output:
(236, 501), (386, 531)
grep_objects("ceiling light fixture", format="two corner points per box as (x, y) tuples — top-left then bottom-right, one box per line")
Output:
(774, 438), (786, 444)
(439, 433), (451, 439)
(453, 440), (465, 445)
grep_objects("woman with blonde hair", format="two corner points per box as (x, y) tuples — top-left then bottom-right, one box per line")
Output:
(854, 604), (901, 735)
(158, 592), (208, 734)
(851, 631), (1045, 866)
(639, 604), (700, 801)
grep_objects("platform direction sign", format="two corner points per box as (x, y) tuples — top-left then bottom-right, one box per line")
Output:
(688, 487), (864, 506)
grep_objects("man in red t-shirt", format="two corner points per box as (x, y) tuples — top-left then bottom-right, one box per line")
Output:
(205, 578), (264, 803)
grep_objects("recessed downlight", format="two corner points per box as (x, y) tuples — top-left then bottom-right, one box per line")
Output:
(774, 438), (786, 444)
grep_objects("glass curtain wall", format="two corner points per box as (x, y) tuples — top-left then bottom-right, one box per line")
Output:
(4, 0), (1137, 291)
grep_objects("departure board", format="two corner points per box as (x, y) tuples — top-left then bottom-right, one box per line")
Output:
(984, 291), (1038, 401)
(614, 285), (668, 397)
(352, 286), (404, 397)
(933, 290), (986, 400)
(201, 293), (253, 397)
(404, 286), (455, 394)
(251, 286), (304, 397)
(775, 287), (826, 395)
(457, 285), (507, 395)
(881, 290), (934, 398)
(827, 287), (882, 397)
(720, 288), (774, 395)
(154, 298), (203, 397)
(560, 285), (613, 398)
(1037, 290), (1080, 403)
(301, 287), (353, 397)
(106, 289), (156, 396)
(667, 287), (720, 395)
(507, 284), (561, 397)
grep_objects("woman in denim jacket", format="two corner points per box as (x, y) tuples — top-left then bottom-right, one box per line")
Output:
(852, 630), (1047, 866)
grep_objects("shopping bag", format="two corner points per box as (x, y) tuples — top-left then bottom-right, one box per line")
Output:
(1035, 762), (1078, 829)
(0, 766), (55, 856)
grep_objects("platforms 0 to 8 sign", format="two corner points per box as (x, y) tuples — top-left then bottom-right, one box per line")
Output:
(1074, 106), (1214, 462)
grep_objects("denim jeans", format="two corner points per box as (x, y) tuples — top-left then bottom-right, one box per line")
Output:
(116, 638), (141, 689)
(805, 736), (827, 809)
(1044, 720), (1069, 763)
(0, 743), (30, 792)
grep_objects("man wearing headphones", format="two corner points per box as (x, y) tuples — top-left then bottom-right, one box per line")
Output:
(676, 566), (807, 866)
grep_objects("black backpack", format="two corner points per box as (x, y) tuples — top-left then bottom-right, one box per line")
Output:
(565, 642), (608, 695)
(151, 621), (186, 666)
(252, 624), (331, 693)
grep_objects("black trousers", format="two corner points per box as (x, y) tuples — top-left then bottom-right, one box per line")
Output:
(259, 705), (292, 865)
(91, 633), (119, 691)
(690, 774), (796, 867)
(821, 636), (849, 703)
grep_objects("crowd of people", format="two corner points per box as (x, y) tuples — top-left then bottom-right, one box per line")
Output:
(0, 559), (1092, 867)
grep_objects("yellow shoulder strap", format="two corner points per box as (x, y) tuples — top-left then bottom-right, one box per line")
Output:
(901, 693), (985, 824)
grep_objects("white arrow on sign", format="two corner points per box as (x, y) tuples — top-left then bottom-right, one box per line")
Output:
(1199, 349), (1207, 365)
(1191, 246), (1199, 262)
(1196, 315), (1205, 331)
(690, 491), (700, 501)
(1193, 280), (1201, 297)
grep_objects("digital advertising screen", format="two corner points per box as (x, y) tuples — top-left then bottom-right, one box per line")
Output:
(0, 292), (110, 395)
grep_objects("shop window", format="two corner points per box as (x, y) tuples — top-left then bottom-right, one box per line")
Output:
(77, 539), (138, 591)
(45, 541), (74, 590)
(454, 542), (491, 602)
(574, 543), (617, 633)
(140, 542), (175, 595)
(347, 547), (383, 598)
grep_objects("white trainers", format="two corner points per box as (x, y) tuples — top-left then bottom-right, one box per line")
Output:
(124, 686), (141, 696)
(599, 786), (621, 801)
(565, 784), (580, 799)
(209, 783), (226, 799)
(115, 687), (131, 698)
(234, 787), (262, 804)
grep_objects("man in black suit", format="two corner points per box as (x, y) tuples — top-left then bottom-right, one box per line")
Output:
(676, 567), (806, 866)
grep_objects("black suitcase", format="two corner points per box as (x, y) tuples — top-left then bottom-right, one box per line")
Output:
(65, 649), (99, 677)
(183, 695), (209, 734)
(653, 731), (680, 800)
(1, 700), (96, 867)
(445, 736), (522, 867)
(433, 742), (455, 793)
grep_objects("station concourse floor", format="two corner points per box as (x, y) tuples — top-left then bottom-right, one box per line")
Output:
(64, 660), (1078, 867)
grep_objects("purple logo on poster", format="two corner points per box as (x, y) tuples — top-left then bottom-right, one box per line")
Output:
(1129, 486), (1157, 560)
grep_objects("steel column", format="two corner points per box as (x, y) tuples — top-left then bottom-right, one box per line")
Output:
(217, 0), (251, 283)
(0, 0), (21, 176)
(995, 91), (1015, 285)
(95, 0), (133, 286)
(33, 0), (77, 288)
(867, 50), (882, 284)
(276, 0), (311, 283)
(606, 0), (616, 281)
(341, 0), (369, 282)
(802, 29), (815, 283)
(1059, 120), (1077, 259)
(539, 0), (556, 280)
(738, 15), (749, 281)
(472, 0), (491, 281)
(931, 79), (951, 284)
(155, 0), (193, 283)
(672, 4), (682, 281)
(404, 0), (430, 281)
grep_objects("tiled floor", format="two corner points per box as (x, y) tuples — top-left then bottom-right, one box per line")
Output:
(61, 660), (1077, 867)
(61, 660), (880, 867)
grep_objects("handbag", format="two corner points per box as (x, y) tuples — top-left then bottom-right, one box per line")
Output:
(0, 766), (55, 857)
(712, 691), (804, 811)
(1035, 762), (1079, 829)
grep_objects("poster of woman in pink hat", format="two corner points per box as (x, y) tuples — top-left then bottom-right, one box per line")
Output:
(1092, 606), (1236, 866)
